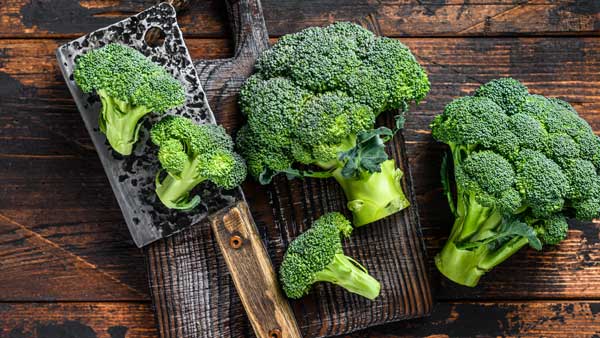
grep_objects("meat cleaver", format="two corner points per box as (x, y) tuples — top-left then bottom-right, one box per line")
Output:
(56, 2), (301, 337)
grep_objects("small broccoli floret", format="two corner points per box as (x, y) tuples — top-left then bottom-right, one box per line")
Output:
(151, 116), (246, 210)
(74, 44), (185, 155)
(533, 214), (569, 246)
(432, 78), (600, 287)
(474, 77), (529, 113)
(514, 149), (568, 217)
(238, 22), (430, 226)
(509, 113), (547, 151)
(279, 212), (380, 300)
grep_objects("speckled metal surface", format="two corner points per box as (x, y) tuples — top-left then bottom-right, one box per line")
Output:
(56, 3), (240, 247)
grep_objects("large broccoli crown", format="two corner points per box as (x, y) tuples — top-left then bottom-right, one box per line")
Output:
(432, 78), (600, 222)
(279, 212), (352, 299)
(433, 79), (600, 287)
(74, 43), (185, 112)
(151, 116), (245, 190)
(239, 22), (429, 179)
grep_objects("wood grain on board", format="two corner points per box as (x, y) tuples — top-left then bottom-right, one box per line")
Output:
(1, 0), (599, 38)
(1, 301), (600, 338)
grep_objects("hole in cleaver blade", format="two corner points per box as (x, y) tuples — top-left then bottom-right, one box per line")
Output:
(55, 3), (243, 248)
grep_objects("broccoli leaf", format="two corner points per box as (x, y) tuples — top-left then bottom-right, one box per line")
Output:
(457, 219), (541, 251)
(339, 127), (393, 178)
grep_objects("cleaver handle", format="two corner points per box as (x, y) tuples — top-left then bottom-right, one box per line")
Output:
(211, 202), (302, 338)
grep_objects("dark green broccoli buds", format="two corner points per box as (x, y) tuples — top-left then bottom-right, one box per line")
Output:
(432, 78), (600, 287)
(279, 212), (380, 300)
(151, 116), (246, 210)
(238, 22), (430, 226)
(74, 43), (185, 155)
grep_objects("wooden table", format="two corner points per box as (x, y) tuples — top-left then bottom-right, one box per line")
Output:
(1, 1), (599, 337)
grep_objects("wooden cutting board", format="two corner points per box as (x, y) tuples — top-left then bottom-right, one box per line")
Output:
(146, 0), (433, 337)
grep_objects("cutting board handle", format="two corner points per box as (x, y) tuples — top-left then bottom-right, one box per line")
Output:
(211, 202), (302, 338)
(194, 0), (270, 103)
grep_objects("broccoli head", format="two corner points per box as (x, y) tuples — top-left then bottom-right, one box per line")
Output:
(74, 43), (185, 155)
(279, 212), (380, 300)
(238, 22), (430, 226)
(151, 116), (246, 210)
(431, 78), (600, 287)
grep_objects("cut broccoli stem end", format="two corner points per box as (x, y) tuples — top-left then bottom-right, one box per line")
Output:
(155, 166), (205, 210)
(436, 215), (530, 287)
(97, 89), (151, 156)
(332, 159), (410, 227)
(313, 252), (381, 300)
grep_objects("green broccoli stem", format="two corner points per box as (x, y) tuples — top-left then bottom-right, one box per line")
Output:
(436, 195), (527, 287)
(436, 144), (532, 286)
(155, 157), (205, 210)
(332, 159), (410, 227)
(313, 252), (381, 300)
(435, 232), (529, 287)
(98, 89), (150, 155)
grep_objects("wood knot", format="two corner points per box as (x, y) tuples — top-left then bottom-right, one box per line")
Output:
(268, 328), (282, 338)
(229, 235), (243, 249)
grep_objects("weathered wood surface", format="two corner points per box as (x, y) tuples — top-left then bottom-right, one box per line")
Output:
(1, 0), (600, 38)
(0, 303), (158, 338)
(1, 1), (600, 337)
(2, 301), (600, 338)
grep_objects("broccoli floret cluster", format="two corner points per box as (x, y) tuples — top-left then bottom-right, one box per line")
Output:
(431, 78), (600, 287)
(279, 212), (380, 300)
(74, 43), (185, 155)
(238, 22), (430, 226)
(151, 116), (246, 210)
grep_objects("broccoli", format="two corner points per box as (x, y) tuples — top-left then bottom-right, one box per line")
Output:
(431, 78), (600, 287)
(74, 43), (185, 155)
(237, 22), (430, 226)
(150, 116), (246, 210)
(279, 212), (381, 300)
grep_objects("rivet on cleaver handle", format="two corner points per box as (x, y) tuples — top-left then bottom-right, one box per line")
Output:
(212, 202), (302, 338)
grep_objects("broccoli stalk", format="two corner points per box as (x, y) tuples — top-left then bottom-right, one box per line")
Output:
(237, 22), (429, 226)
(312, 252), (381, 300)
(74, 44), (185, 155)
(279, 212), (381, 300)
(333, 159), (409, 226)
(432, 78), (600, 287)
(96, 89), (150, 154)
(151, 116), (246, 210)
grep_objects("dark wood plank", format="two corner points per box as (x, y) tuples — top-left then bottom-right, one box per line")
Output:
(1, 301), (600, 338)
(0, 208), (147, 301)
(1, 1), (599, 38)
(370, 301), (600, 338)
(0, 302), (157, 338)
